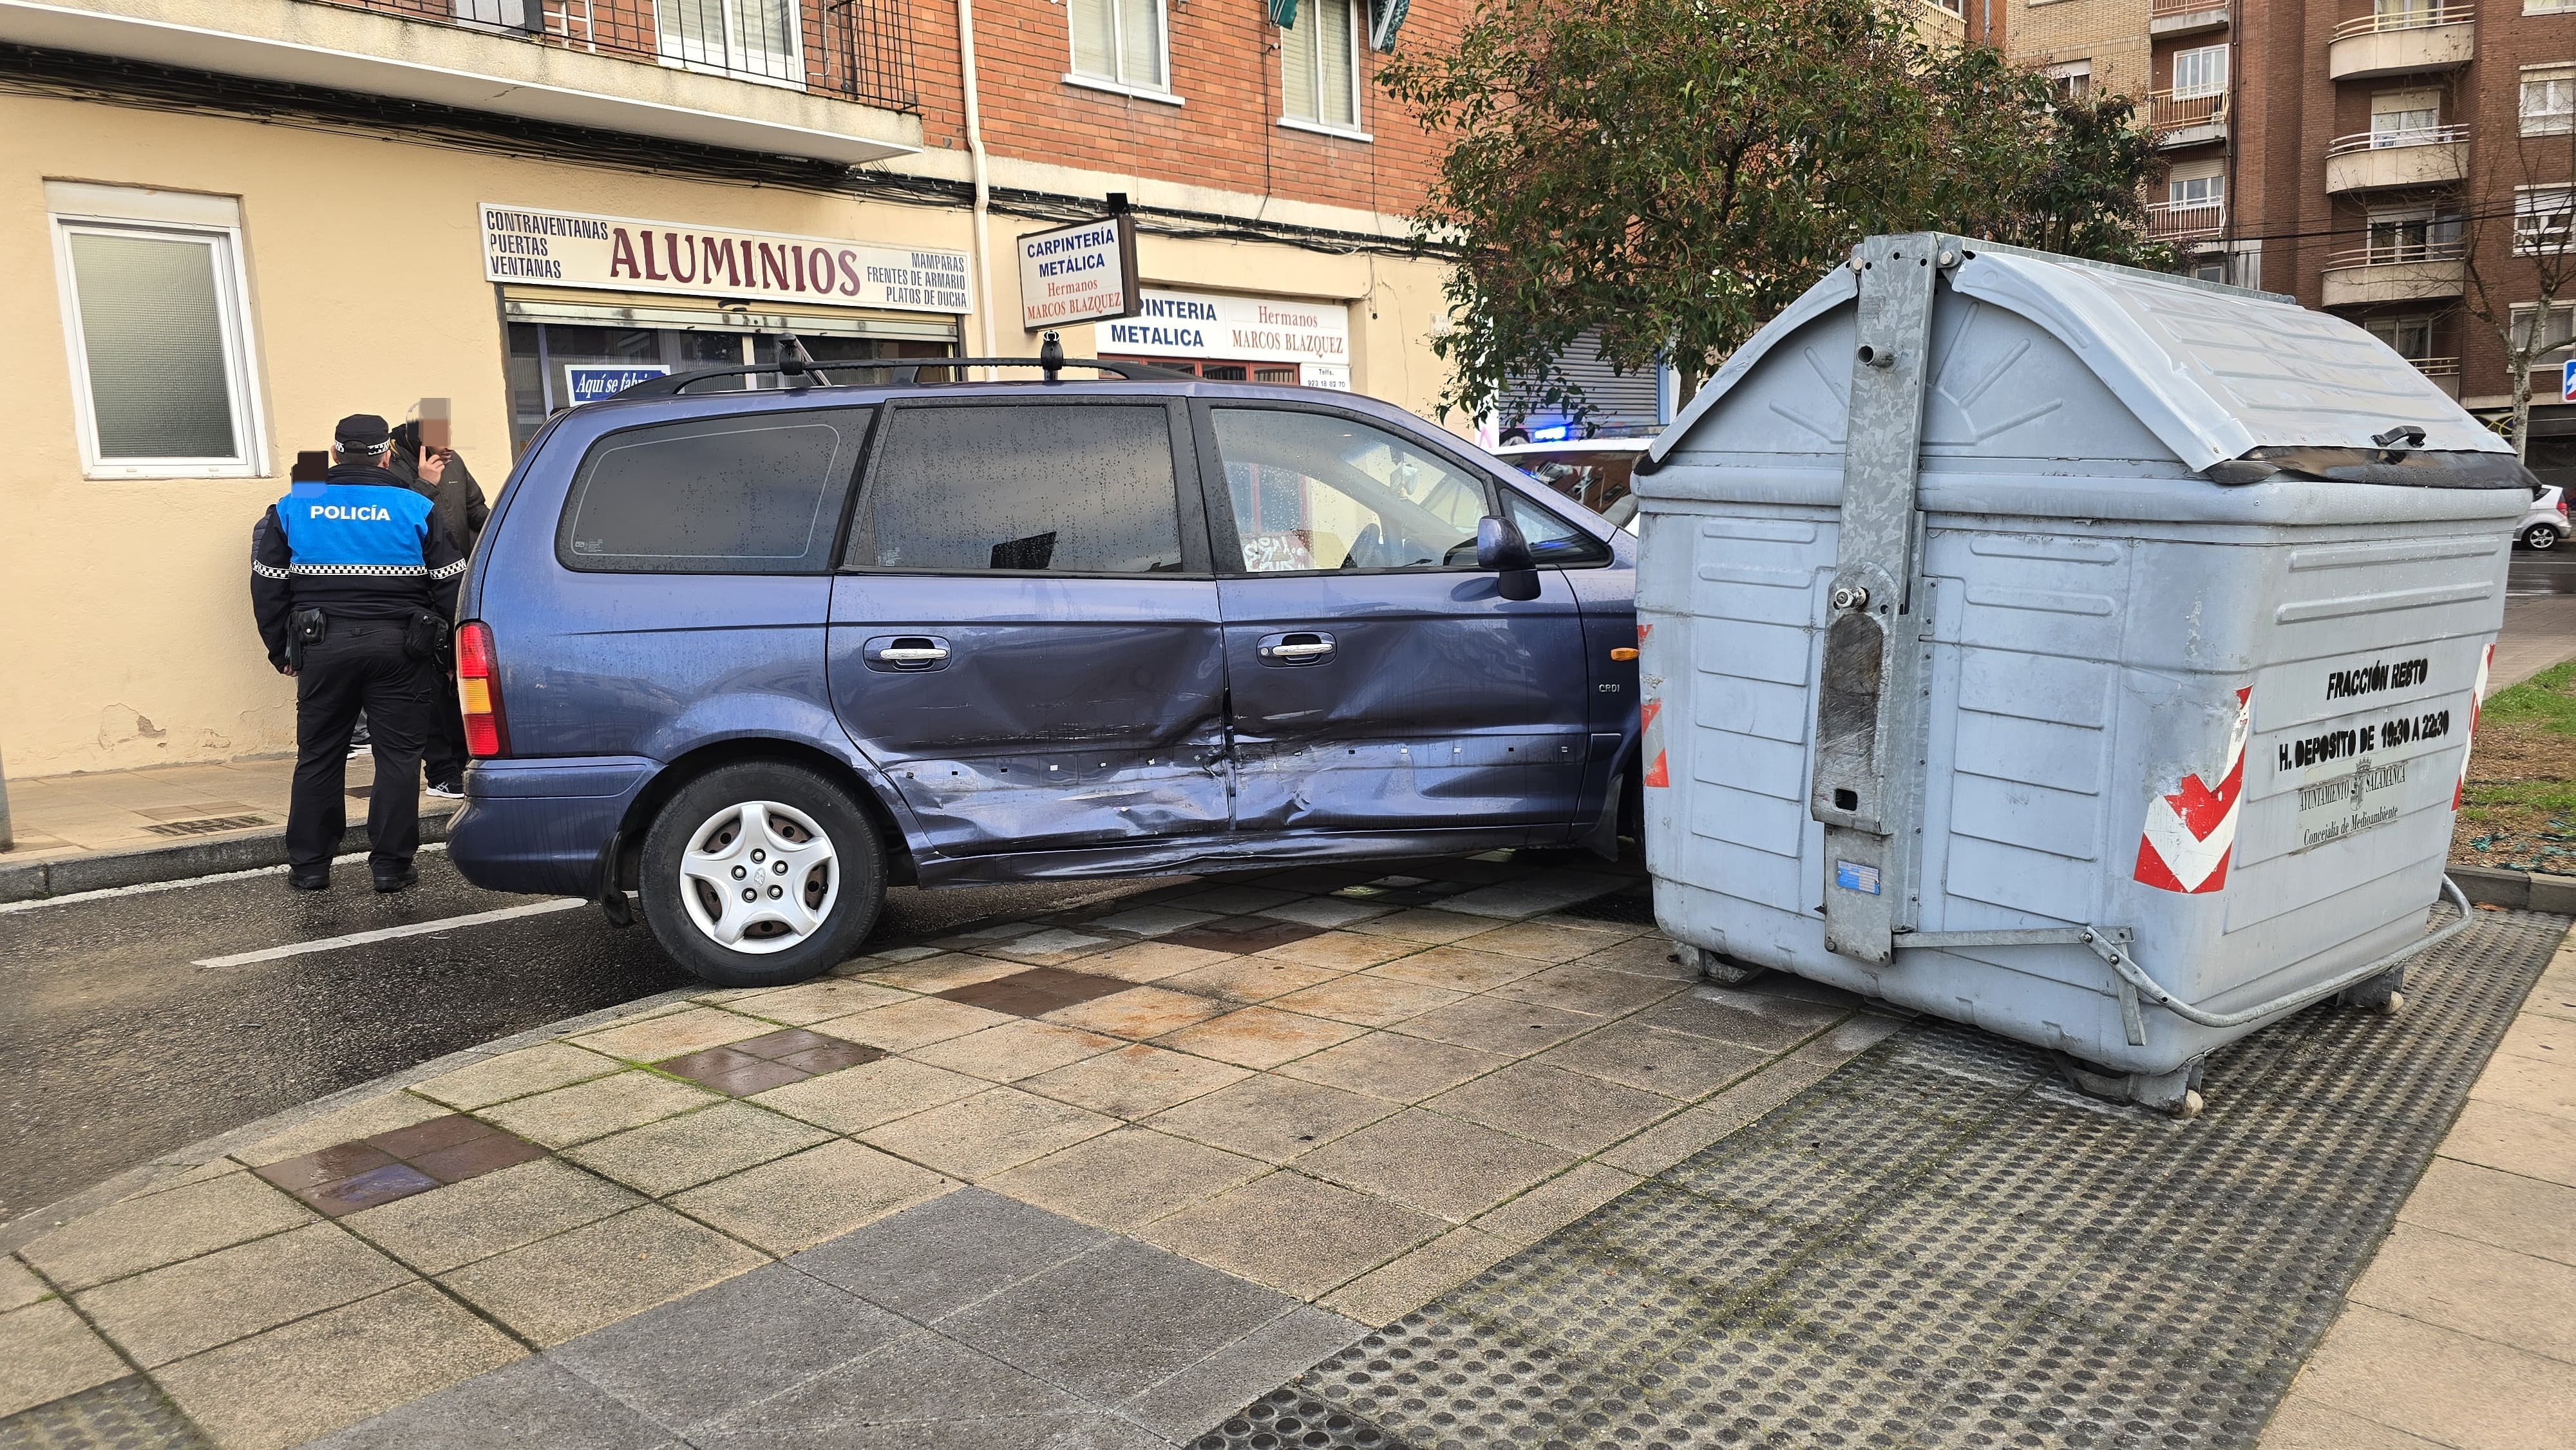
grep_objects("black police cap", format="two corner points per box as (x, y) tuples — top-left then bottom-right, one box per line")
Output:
(334, 414), (393, 452)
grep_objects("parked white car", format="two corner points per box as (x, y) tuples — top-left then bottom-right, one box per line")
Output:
(2521, 485), (2567, 549)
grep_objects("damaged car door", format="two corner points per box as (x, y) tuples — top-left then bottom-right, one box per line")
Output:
(826, 397), (1230, 856)
(1198, 403), (1592, 835)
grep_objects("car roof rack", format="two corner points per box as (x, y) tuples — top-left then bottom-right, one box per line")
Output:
(616, 346), (1200, 399)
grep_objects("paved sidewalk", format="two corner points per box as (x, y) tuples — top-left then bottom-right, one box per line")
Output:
(0, 755), (455, 900)
(0, 856), (1908, 1447)
(2259, 930), (2576, 1450)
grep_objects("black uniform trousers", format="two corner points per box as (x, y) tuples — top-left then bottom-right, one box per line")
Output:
(423, 663), (468, 790)
(289, 620), (438, 877)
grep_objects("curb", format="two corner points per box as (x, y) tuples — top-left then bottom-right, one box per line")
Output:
(0, 805), (459, 905)
(0, 981), (701, 1257)
(2450, 863), (2576, 914)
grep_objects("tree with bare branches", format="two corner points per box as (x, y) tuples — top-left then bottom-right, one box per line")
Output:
(2458, 66), (2576, 462)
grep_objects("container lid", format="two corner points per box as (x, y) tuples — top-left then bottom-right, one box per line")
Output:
(1647, 238), (2519, 484)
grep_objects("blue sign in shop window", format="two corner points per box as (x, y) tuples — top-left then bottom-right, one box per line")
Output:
(565, 364), (670, 404)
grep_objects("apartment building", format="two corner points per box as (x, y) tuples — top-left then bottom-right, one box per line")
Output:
(0, 0), (1457, 777)
(2003, 0), (2576, 473)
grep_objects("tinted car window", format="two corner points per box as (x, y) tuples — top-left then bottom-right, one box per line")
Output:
(1211, 409), (1493, 573)
(1506, 489), (1613, 567)
(558, 410), (865, 573)
(857, 404), (1184, 574)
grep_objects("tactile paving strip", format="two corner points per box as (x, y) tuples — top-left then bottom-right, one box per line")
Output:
(0, 1378), (204, 1450)
(1197, 907), (2563, 1450)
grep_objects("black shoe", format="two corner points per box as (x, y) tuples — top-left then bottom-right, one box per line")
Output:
(372, 867), (418, 894)
(289, 873), (330, 892)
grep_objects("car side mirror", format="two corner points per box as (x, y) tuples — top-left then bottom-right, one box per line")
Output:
(1477, 515), (1542, 601)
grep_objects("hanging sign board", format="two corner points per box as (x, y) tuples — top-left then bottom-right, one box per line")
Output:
(1018, 215), (1141, 332)
(1100, 288), (1352, 369)
(478, 203), (970, 315)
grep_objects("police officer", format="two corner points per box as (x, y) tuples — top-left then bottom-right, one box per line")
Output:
(251, 414), (469, 894)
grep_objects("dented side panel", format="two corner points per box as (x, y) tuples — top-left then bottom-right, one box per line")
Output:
(826, 575), (1231, 857)
(1217, 569), (1594, 833)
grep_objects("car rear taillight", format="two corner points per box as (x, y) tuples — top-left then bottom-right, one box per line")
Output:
(2557, 492), (2566, 514)
(455, 621), (509, 758)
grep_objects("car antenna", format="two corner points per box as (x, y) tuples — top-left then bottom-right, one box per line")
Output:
(1040, 330), (1064, 384)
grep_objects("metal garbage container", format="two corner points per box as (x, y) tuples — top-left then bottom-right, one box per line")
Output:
(1633, 234), (2529, 1114)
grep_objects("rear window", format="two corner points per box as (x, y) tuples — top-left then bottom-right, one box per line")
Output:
(852, 402), (1186, 574)
(556, 410), (867, 573)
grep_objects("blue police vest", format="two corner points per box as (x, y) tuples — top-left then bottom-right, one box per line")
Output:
(274, 482), (436, 575)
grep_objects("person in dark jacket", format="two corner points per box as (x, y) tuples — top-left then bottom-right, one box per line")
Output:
(252, 414), (468, 893)
(388, 419), (489, 796)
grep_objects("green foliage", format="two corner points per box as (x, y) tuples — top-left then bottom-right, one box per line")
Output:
(2481, 659), (2576, 737)
(1379, 0), (2173, 424)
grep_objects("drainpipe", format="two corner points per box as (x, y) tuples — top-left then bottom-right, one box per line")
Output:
(955, 0), (998, 372)
(0, 745), (12, 852)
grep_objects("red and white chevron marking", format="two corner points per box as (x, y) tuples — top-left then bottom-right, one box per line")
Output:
(2455, 641), (2494, 810)
(2134, 686), (2252, 895)
(1638, 624), (1668, 787)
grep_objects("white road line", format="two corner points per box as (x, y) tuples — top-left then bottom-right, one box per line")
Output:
(0, 843), (451, 916)
(192, 897), (587, 968)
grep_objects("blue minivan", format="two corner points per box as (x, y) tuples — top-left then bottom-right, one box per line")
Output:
(448, 357), (1641, 986)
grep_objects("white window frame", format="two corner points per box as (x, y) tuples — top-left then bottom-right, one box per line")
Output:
(46, 182), (267, 480)
(2170, 44), (2227, 100)
(2043, 61), (2092, 100)
(2511, 302), (2576, 370)
(1065, 0), (1179, 104)
(653, 0), (805, 91)
(2168, 160), (2224, 209)
(2517, 186), (2576, 258)
(2523, 64), (2576, 137)
(1278, 0), (1370, 141)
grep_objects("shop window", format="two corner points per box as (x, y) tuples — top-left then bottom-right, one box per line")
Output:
(1282, 0), (1363, 135)
(2524, 65), (2576, 137)
(657, 0), (801, 87)
(1068, 0), (1170, 96)
(1211, 409), (1491, 574)
(2170, 45), (2226, 100)
(2516, 187), (2576, 258)
(857, 404), (1184, 574)
(46, 182), (265, 479)
(558, 410), (867, 574)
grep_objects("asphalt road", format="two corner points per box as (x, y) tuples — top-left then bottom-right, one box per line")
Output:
(0, 854), (1172, 1227)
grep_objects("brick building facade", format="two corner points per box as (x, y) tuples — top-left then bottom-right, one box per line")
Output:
(2004, 0), (2576, 473)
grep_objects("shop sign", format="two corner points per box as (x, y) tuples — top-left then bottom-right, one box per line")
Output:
(1303, 363), (1352, 391)
(1018, 216), (1139, 331)
(479, 203), (971, 315)
(1101, 288), (1351, 370)
(564, 364), (669, 404)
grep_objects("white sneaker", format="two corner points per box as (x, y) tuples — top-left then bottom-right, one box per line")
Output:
(426, 781), (466, 800)
(346, 740), (370, 759)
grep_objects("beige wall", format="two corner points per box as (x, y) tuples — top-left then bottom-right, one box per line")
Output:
(2007, 0), (2152, 99)
(0, 93), (1455, 778)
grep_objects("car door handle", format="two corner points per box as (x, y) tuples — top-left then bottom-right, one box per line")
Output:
(862, 635), (951, 671)
(1256, 631), (1335, 665)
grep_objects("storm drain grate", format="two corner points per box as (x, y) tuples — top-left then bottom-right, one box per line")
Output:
(0, 1377), (204, 1450)
(1201, 909), (2564, 1450)
(137, 816), (269, 838)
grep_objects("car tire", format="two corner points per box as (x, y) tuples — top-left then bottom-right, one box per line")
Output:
(639, 761), (886, 988)
(2527, 523), (2562, 551)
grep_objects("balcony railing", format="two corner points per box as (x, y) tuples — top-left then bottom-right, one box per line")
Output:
(2327, 124), (2470, 156)
(2409, 356), (2461, 377)
(2150, 0), (2226, 15)
(2331, 5), (2475, 42)
(2145, 200), (2227, 240)
(2326, 242), (2467, 268)
(2149, 89), (2229, 131)
(308, 0), (919, 112)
